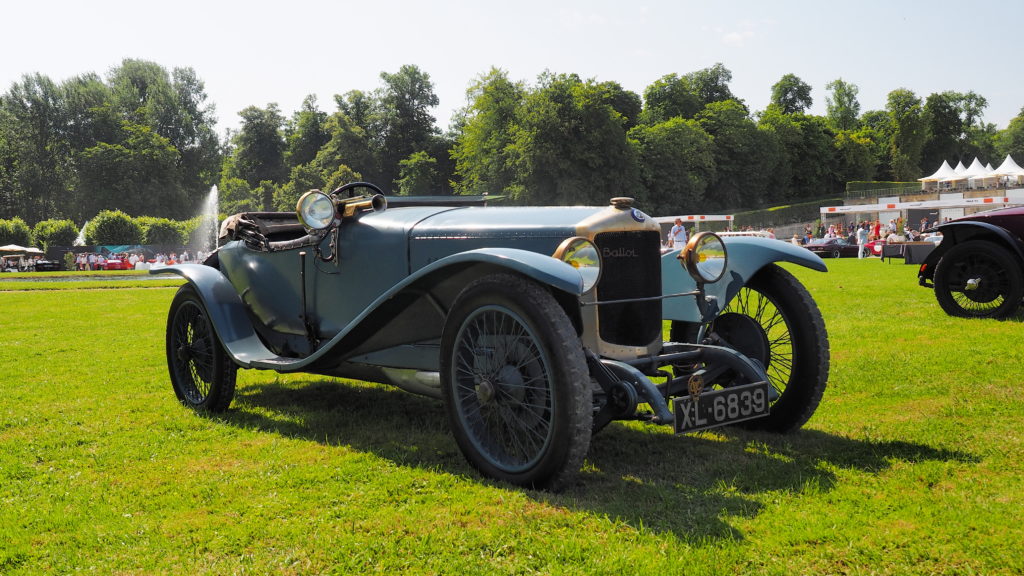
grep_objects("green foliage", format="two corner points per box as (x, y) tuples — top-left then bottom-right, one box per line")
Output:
(997, 107), (1024, 159)
(229, 104), (288, 189)
(825, 78), (861, 131)
(770, 73), (812, 115)
(217, 176), (260, 215)
(696, 100), (778, 210)
(142, 218), (185, 245)
(508, 72), (640, 205)
(86, 209), (142, 245)
(886, 89), (926, 181)
(628, 117), (714, 214)
(452, 68), (526, 197)
(395, 151), (438, 195)
(640, 73), (702, 124)
(0, 217), (32, 245)
(31, 219), (79, 249)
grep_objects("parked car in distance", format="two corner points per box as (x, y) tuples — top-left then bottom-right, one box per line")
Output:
(155, 182), (831, 489)
(805, 237), (861, 258)
(864, 239), (886, 257)
(919, 205), (1024, 319)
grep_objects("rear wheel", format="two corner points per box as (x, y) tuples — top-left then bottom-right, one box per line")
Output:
(166, 285), (237, 411)
(934, 240), (1023, 319)
(440, 273), (591, 490)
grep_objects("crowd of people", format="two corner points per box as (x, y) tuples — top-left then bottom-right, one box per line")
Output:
(72, 249), (206, 271)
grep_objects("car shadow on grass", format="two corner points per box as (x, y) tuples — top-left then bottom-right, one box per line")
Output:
(219, 377), (977, 543)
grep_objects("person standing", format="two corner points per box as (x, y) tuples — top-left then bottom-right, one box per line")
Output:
(856, 224), (869, 259)
(668, 218), (688, 248)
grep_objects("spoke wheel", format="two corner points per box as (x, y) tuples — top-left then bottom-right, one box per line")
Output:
(166, 285), (237, 412)
(708, 264), (829, 432)
(441, 274), (590, 490)
(934, 240), (1023, 319)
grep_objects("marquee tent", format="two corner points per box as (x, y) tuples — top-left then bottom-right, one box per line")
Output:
(918, 160), (957, 181)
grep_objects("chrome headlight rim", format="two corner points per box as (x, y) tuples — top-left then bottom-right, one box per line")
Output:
(553, 236), (602, 293)
(296, 189), (337, 231)
(681, 231), (728, 284)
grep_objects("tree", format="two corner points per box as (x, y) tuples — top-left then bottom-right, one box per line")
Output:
(825, 78), (861, 131)
(758, 108), (837, 201)
(628, 117), (715, 215)
(372, 65), (441, 189)
(696, 100), (778, 210)
(396, 151), (438, 195)
(886, 89), (926, 181)
(229, 104), (287, 205)
(76, 121), (184, 218)
(832, 129), (877, 184)
(508, 72), (640, 205)
(0, 217), (32, 246)
(640, 74), (702, 124)
(452, 68), (526, 196)
(770, 74), (813, 115)
(684, 63), (743, 110)
(0, 73), (72, 223)
(997, 107), (1024, 160)
(286, 95), (330, 169)
(32, 219), (79, 249)
(85, 209), (142, 245)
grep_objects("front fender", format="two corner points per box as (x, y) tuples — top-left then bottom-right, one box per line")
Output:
(662, 237), (827, 322)
(151, 264), (280, 368)
(920, 221), (1024, 283)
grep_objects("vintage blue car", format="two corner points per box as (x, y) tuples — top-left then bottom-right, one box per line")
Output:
(156, 182), (830, 489)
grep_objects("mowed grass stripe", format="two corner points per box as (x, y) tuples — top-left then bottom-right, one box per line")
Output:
(0, 259), (1021, 574)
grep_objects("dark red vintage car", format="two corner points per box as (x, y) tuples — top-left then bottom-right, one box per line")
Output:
(919, 205), (1024, 318)
(805, 237), (861, 258)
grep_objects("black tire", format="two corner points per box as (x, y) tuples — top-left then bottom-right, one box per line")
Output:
(166, 284), (237, 412)
(707, 264), (829, 432)
(831, 249), (841, 259)
(440, 273), (591, 490)
(933, 240), (1024, 319)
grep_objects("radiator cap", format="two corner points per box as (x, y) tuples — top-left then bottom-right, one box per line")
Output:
(610, 197), (635, 209)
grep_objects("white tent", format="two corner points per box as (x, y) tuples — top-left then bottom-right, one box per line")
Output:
(992, 154), (1024, 187)
(962, 157), (996, 189)
(918, 160), (957, 181)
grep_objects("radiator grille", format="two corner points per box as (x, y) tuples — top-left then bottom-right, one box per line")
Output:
(594, 230), (662, 346)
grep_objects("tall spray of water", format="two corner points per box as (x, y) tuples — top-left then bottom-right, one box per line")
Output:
(200, 185), (219, 254)
(73, 220), (89, 247)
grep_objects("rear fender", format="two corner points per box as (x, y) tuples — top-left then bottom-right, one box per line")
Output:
(662, 237), (827, 322)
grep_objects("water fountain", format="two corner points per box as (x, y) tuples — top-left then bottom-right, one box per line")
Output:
(197, 185), (219, 255)
(73, 220), (89, 246)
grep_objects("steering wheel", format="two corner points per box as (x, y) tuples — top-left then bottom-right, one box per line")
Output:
(331, 181), (385, 199)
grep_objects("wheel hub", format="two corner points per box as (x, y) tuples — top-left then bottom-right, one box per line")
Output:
(476, 378), (495, 404)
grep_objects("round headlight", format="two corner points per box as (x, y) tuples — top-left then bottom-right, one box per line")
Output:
(554, 237), (602, 293)
(680, 232), (727, 284)
(296, 190), (336, 230)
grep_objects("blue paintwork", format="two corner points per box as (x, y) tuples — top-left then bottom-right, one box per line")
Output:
(662, 236), (827, 321)
(155, 242), (585, 370)
(153, 263), (285, 367)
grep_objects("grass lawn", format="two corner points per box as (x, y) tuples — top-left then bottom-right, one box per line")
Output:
(1, 258), (1022, 574)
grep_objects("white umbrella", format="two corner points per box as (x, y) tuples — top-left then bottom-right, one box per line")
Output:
(0, 244), (29, 253)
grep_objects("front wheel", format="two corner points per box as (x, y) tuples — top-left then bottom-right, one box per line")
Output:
(704, 264), (829, 432)
(440, 273), (591, 490)
(166, 284), (237, 411)
(933, 240), (1024, 319)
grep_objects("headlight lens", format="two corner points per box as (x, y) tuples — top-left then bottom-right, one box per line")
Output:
(681, 232), (727, 283)
(554, 237), (601, 293)
(296, 190), (336, 230)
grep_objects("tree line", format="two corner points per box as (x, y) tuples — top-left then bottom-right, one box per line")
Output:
(3, 58), (1024, 231)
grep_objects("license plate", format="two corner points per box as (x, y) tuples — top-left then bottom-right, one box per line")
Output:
(673, 381), (770, 433)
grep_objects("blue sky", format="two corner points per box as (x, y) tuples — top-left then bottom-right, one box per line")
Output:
(4, 0), (1022, 138)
